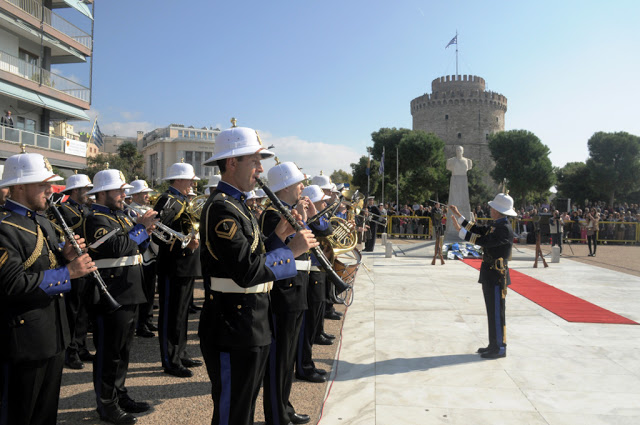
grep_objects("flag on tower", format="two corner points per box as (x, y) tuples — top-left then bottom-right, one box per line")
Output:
(445, 35), (457, 49)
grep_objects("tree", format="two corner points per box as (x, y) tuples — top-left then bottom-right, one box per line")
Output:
(330, 169), (352, 186)
(586, 131), (640, 207)
(85, 142), (147, 183)
(466, 166), (493, 207)
(350, 155), (379, 195)
(555, 162), (593, 205)
(488, 130), (555, 207)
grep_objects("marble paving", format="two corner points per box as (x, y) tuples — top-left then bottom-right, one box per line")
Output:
(320, 242), (640, 424)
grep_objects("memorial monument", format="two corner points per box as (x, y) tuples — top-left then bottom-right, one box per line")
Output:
(445, 146), (472, 242)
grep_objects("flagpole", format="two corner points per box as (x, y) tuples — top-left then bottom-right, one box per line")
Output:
(455, 30), (458, 78)
(396, 145), (399, 209)
(381, 150), (385, 205)
(367, 152), (371, 195)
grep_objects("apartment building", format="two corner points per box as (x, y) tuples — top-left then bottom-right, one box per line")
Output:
(0, 0), (94, 176)
(140, 124), (220, 186)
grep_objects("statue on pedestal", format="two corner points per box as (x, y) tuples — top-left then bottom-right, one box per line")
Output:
(445, 146), (472, 242)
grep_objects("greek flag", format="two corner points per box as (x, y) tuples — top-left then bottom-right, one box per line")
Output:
(445, 35), (457, 49)
(92, 120), (104, 147)
(378, 147), (385, 175)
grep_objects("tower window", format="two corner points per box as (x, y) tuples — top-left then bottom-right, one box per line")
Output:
(486, 134), (489, 140)
(445, 114), (449, 120)
(496, 117), (499, 122)
(457, 133), (462, 139)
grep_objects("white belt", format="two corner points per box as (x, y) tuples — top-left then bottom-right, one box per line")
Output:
(310, 265), (322, 272)
(209, 277), (273, 294)
(94, 254), (143, 269)
(295, 260), (311, 272)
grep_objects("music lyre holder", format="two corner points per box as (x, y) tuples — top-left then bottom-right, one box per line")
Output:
(533, 231), (548, 268)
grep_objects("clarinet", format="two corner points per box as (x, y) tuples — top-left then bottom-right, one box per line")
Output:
(256, 177), (352, 296)
(47, 199), (121, 313)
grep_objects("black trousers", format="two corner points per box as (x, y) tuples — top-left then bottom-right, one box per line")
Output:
(92, 304), (138, 413)
(296, 271), (326, 377)
(481, 282), (506, 354)
(587, 234), (597, 254)
(0, 352), (64, 425)
(65, 277), (91, 361)
(263, 310), (304, 425)
(138, 262), (157, 330)
(158, 274), (195, 368)
(200, 343), (270, 425)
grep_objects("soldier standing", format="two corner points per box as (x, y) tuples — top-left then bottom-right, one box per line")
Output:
(199, 121), (318, 425)
(0, 152), (96, 425)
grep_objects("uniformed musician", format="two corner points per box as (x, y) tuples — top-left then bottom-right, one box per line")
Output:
(153, 161), (202, 378)
(364, 196), (381, 252)
(261, 162), (315, 425)
(296, 184), (332, 384)
(450, 192), (516, 359)
(0, 152), (96, 425)
(84, 169), (158, 424)
(127, 179), (157, 338)
(50, 172), (95, 370)
(199, 121), (318, 425)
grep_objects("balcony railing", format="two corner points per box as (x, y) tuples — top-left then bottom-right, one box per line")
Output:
(6, 0), (93, 49)
(0, 125), (65, 153)
(0, 48), (90, 102)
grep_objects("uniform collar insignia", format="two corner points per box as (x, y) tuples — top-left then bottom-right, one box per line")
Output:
(4, 199), (34, 218)
(217, 181), (245, 202)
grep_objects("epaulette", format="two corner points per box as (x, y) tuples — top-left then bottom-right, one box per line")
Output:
(0, 210), (11, 224)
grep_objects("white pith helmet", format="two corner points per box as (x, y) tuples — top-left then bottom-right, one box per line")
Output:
(87, 169), (133, 195)
(311, 173), (331, 190)
(164, 160), (200, 181)
(128, 179), (153, 195)
(488, 192), (517, 217)
(63, 173), (93, 193)
(267, 161), (305, 193)
(203, 118), (274, 164)
(0, 152), (63, 188)
(205, 174), (221, 188)
(301, 185), (331, 203)
(254, 189), (266, 199)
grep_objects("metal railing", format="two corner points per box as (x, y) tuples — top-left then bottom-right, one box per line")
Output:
(0, 49), (90, 102)
(6, 0), (93, 49)
(1, 124), (65, 152)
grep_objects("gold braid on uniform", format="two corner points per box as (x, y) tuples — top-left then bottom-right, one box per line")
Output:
(465, 221), (475, 231)
(204, 203), (218, 260)
(224, 200), (261, 254)
(24, 224), (57, 270)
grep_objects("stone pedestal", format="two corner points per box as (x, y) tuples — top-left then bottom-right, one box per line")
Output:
(385, 242), (393, 258)
(551, 246), (561, 263)
(445, 175), (471, 242)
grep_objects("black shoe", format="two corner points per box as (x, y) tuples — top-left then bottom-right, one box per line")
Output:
(164, 366), (193, 378)
(295, 372), (327, 383)
(65, 357), (84, 370)
(321, 332), (335, 340)
(118, 395), (150, 414)
(290, 412), (310, 424)
(181, 358), (203, 368)
(135, 328), (154, 338)
(78, 351), (95, 361)
(314, 368), (327, 375)
(324, 311), (342, 321)
(314, 335), (334, 345)
(476, 346), (493, 354)
(145, 322), (158, 332)
(98, 405), (137, 424)
(481, 349), (506, 359)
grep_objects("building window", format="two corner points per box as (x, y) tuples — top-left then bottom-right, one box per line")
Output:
(178, 130), (183, 137)
(486, 134), (489, 140)
(457, 133), (461, 139)
(445, 114), (448, 120)
(16, 117), (36, 133)
(496, 117), (499, 122)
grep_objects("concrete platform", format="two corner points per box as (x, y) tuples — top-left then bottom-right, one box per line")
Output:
(321, 242), (640, 425)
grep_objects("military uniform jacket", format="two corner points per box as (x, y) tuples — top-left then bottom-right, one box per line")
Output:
(0, 200), (71, 362)
(199, 181), (297, 348)
(84, 204), (148, 306)
(459, 216), (514, 285)
(50, 198), (91, 238)
(308, 215), (332, 300)
(260, 206), (309, 313)
(153, 187), (201, 278)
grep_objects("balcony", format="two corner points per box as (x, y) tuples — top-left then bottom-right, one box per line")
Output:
(1, 124), (66, 152)
(5, 0), (93, 49)
(0, 48), (90, 102)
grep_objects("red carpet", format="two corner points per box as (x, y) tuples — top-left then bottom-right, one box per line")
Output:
(462, 259), (638, 325)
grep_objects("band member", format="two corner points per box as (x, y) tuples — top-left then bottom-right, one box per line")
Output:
(296, 184), (332, 384)
(50, 172), (95, 370)
(449, 193), (516, 359)
(199, 121), (318, 425)
(364, 196), (381, 252)
(261, 162), (314, 425)
(85, 169), (158, 423)
(153, 161), (202, 377)
(127, 179), (157, 338)
(311, 174), (343, 323)
(0, 152), (96, 425)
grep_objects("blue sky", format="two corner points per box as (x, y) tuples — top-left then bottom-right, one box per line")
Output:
(63, 0), (640, 178)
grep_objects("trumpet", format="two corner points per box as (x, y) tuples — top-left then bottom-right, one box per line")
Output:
(127, 204), (193, 249)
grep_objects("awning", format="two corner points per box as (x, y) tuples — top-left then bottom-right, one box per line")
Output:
(54, 0), (93, 20)
(0, 80), (90, 121)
